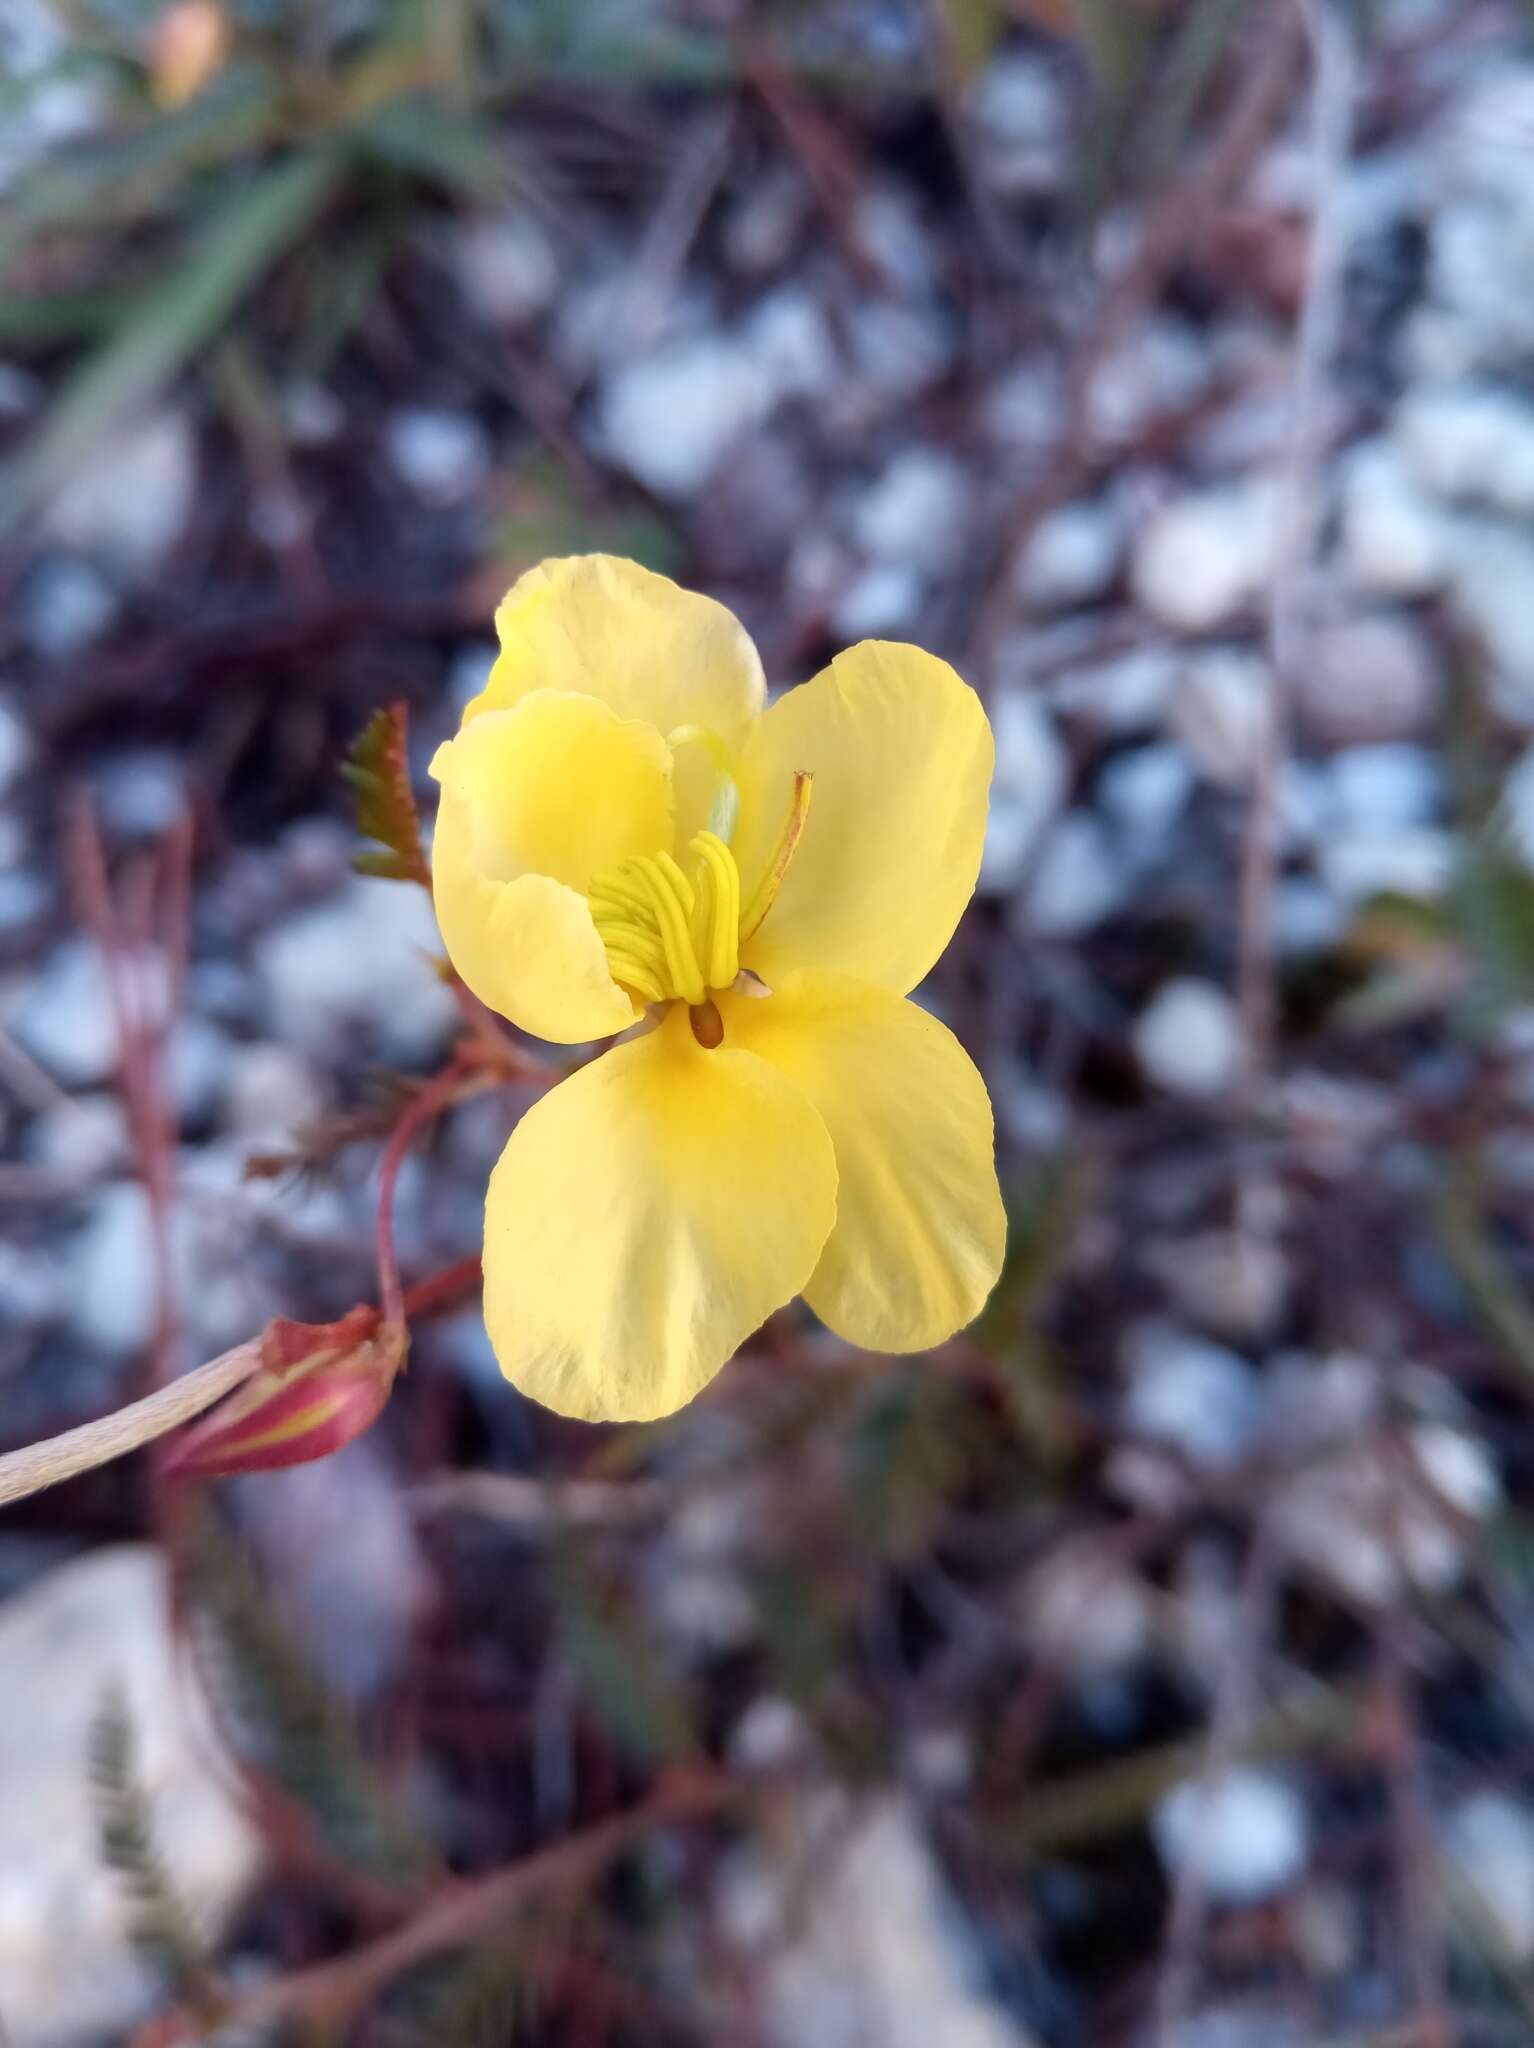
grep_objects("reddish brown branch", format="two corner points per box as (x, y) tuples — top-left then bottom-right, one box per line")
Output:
(229, 1771), (729, 2033)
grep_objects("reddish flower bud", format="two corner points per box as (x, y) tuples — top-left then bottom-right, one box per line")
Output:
(150, 0), (230, 107)
(160, 1309), (406, 1480)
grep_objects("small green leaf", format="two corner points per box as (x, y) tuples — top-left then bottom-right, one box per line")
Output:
(179, 1507), (439, 1891)
(550, 1537), (696, 1764)
(354, 92), (507, 197)
(344, 701), (432, 890)
(90, 1685), (224, 2023)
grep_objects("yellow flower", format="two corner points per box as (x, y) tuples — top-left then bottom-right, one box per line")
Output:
(430, 555), (1006, 1422)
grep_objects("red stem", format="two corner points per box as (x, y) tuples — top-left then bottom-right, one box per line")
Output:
(374, 1062), (485, 1331)
(401, 1254), (482, 1320)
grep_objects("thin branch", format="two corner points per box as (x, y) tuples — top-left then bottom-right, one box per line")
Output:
(400, 1253), (483, 1321)
(968, 3), (1304, 676)
(411, 1469), (670, 1530)
(1153, 1522), (1278, 2045)
(227, 1771), (728, 2033)
(374, 1060), (491, 1331)
(1236, 0), (1356, 1113)
(0, 1339), (264, 1511)
(66, 796), (192, 1392)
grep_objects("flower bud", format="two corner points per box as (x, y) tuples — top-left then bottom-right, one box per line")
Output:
(150, 0), (230, 108)
(161, 1309), (406, 1480)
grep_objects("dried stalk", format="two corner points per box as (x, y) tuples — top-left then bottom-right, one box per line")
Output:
(1236, 0), (1356, 1110)
(0, 1339), (264, 1511)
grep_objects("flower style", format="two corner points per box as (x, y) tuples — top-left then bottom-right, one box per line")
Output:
(430, 555), (1006, 1422)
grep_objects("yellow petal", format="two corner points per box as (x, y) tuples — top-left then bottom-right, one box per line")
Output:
(431, 783), (637, 1044)
(483, 1004), (838, 1421)
(470, 555), (766, 757)
(431, 689), (674, 893)
(720, 972), (1005, 1351)
(733, 642), (993, 993)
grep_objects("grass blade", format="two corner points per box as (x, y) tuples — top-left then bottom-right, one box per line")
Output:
(0, 146), (340, 538)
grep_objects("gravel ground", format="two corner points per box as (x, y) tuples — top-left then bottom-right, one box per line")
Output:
(8, 2), (1534, 2043)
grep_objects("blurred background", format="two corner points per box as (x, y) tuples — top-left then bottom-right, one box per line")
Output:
(9, 0), (1534, 2042)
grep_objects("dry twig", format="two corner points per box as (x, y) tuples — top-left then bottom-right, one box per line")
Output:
(1236, 0), (1357, 1119)
(0, 1340), (265, 1510)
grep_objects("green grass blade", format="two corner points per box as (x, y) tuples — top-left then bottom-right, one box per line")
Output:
(0, 65), (278, 270)
(0, 146), (341, 538)
(353, 91), (507, 197)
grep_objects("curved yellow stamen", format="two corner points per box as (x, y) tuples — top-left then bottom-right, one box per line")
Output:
(586, 778), (808, 1011)
(633, 854), (705, 1004)
(740, 770), (812, 941)
(691, 831), (740, 989)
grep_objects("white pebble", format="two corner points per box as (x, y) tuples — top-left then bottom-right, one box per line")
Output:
(853, 447), (968, 573)
(1133, 978), (1241, 1098)
(21, 557), (117, 659)
(844, 300), (954, 406)
(1397, 383), (1534, 515)
(25, 1092), (128, 1181)
(1053, 645), (1179, 733)
(1327, 743), (1438, 832)
(1501, 744), (1534, 867)
(1339, 440), (1451, 598)
(598, 332), (775, 498)
(1317, 827), (1454, 906)
(723, 168), (809, 276)
(1446, 1792), (1534, 1959)
(832, 562), (921, 640)
(1446, 519), (1534, 705)
(1146, 1230), (1289, 1342)
(1170, 649), (1271, 789)
(6, 937), (168, 1088)
(45, 410), (195, 579)
(730, 1697), (814, 1772)
(1016, 500), (1122, 612)
(1022, 1542), (1152, 1675)
(979, 693), (1066, 894)
(1272, 1417), (1499, 1605)
(721, 1792), (1023, 2048)
(1153, 1770), (1308, 1905)
(283, 383), (345, 445)
(1132, 482), (1278, 632)
(966, 49), (1069, 196)
(224, 1041), (325, 1146)
(90, 749), (187, 838)
(1089, 318), (1210, 448)
(0, 1547), (263, 2046)
(0, 697), (33, 796)
(69, 1180), (157, 1354)
(254, 876), (457, 1064)
(1097, 744), (1192, 853)
(1300, 612), (1441, 745)
(453, 209), (559, 326)
(744, 288), (839, 404)
(385, 407), (491, 503)
(1122, 1319), (1262, 1470)
(1021, 812), (1122, 937)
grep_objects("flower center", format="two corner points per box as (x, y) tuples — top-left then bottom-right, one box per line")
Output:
(587, 770), (812, 1016)
(589, 832), (741, 1009)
